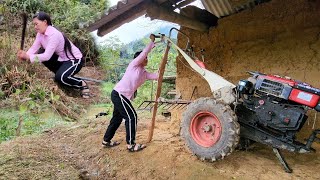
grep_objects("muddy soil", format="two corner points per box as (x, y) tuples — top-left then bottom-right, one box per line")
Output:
(0, 106), (319, 180)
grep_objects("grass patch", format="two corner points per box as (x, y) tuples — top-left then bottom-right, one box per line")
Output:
(0, 109), (70, 143)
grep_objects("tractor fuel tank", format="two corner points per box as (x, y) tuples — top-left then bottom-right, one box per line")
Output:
(289, 88), (320, 108)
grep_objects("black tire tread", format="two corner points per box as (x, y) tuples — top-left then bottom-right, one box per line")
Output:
(180, 97), (240, 162)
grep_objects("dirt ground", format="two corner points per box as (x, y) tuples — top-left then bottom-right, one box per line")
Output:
(0, 104), (320, 179)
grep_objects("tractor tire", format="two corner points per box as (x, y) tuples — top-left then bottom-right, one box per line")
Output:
(181, 97), (240, 161)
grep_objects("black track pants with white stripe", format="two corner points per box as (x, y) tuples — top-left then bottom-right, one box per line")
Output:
(54, 59), (83, 88)
(103, 90), (137, 145)
(39, 49), (83, 89)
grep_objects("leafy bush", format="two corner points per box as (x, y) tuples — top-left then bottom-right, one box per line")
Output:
(5, 0), (48, 14)
(98, 36), (125, 82)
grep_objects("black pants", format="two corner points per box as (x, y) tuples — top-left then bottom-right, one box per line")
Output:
(54, 59), (83, 88)
(40, 49), (83, 88)
(103, 90), (137, 145)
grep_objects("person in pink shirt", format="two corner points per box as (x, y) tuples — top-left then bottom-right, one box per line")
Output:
(102, 34), (159, 152)
(17, 12), (90, 98)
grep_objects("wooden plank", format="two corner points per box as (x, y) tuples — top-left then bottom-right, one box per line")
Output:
(175, 0), (196, 9)
(87, 0), (144, 32)
(147, 40), (171, 142)
(97, 1), (149, 36)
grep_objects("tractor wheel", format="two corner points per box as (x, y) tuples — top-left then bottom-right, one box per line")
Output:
(181, 97), (240, 161)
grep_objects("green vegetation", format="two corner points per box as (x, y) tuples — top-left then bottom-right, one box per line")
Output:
(98, 32), (178, 107)
(0, 0), (179, 143)
(0, 0), (109, 142)
(0, 109), (69, 142)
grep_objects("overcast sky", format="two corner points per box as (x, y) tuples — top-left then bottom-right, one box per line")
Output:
(93, 0), (204, 44)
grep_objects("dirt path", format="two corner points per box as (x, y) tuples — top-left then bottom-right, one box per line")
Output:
(0, 107), (320, 179)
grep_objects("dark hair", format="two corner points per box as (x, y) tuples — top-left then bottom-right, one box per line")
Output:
(33, 12), (52, 25)
(134, 51), (142, 59)
(33, 11), (76, 60)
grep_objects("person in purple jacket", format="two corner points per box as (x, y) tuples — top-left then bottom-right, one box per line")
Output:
(17, 12), (90, 98)
(102, 34), (159, 152)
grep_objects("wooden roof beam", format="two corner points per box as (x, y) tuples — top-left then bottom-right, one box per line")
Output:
(175, 0), (196, 9)
(88, 0), (145, 32)
(96, 1), (149, 36)
(146, 3), (209, 32)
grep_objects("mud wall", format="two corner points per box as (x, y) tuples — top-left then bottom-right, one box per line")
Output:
(171, 0), (320, 137)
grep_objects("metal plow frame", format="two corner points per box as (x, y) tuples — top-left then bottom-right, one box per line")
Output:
(138, 98), (191, 111)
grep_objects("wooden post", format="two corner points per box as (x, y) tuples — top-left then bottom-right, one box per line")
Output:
(16, 115), (23, 136)
(147, 41), (171, 142)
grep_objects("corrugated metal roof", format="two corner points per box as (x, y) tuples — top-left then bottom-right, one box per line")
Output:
(201, 0), (270, 18)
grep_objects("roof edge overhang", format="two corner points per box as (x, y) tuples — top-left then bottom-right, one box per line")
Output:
(86, 0), (210, 37)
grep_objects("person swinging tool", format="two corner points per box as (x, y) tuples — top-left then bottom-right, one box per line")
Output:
(102, 34), (159, 152)
(17, 11), (90, 98)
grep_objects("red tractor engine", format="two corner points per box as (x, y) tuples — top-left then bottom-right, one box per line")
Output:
(235, 71), (320, 172)
(253, 73), (320, 110)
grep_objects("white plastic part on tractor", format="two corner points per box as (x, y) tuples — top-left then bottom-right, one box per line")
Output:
(165, 37), (236, 104)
